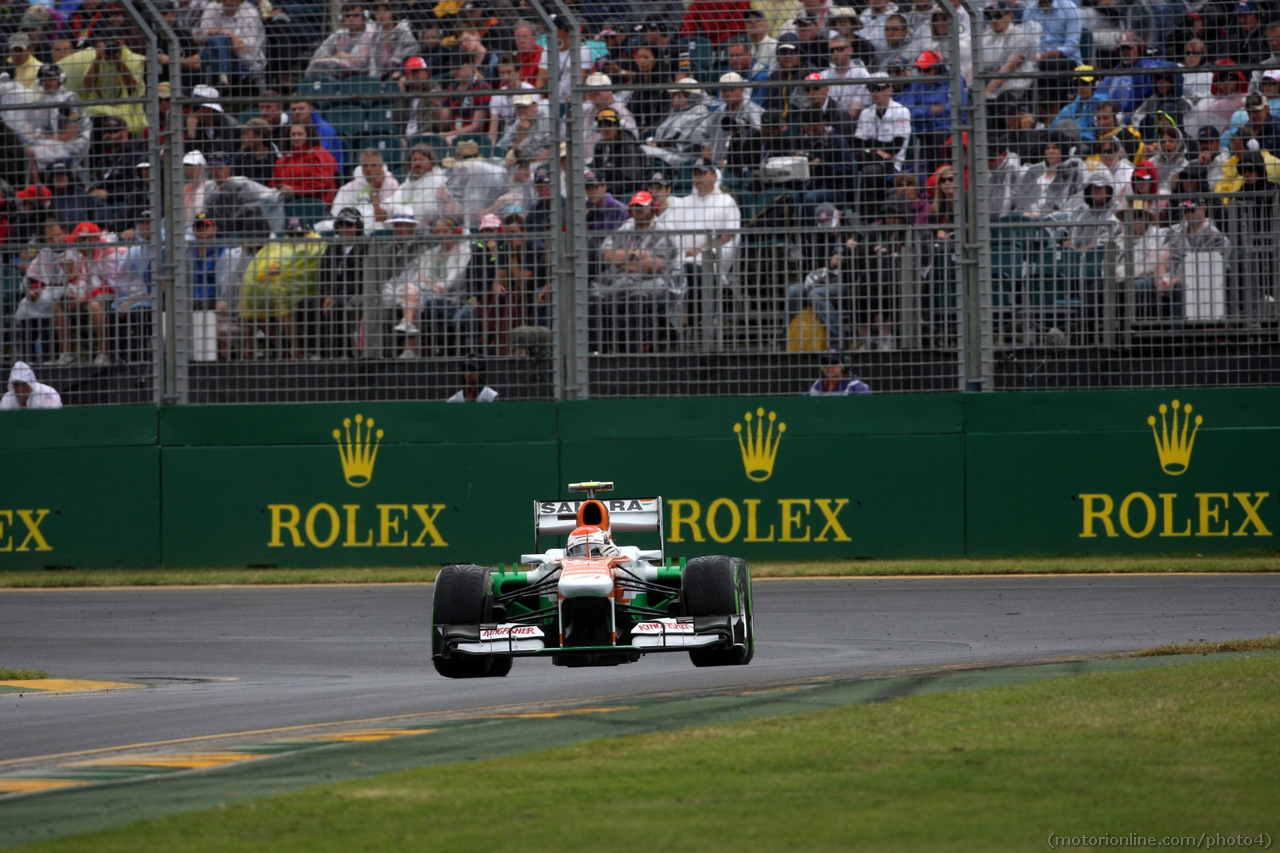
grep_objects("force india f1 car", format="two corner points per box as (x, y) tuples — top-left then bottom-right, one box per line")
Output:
(431, 482), (754, 678)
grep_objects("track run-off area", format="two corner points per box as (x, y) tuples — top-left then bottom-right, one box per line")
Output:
(1, 574), (1278, 845)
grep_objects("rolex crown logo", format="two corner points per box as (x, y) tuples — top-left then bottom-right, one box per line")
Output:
(334, 414), (384, 487)
(734, 408), (786, 482)
(1148, 399), (1202, 476)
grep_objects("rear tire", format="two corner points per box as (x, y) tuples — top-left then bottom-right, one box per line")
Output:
(432, 563), (499, 678)
(683, 555), (754, 667)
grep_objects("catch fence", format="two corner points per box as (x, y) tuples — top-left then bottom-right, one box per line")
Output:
(1, 0), (1277, 404)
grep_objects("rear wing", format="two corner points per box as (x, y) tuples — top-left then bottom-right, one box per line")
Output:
(533, 497), (664, 556)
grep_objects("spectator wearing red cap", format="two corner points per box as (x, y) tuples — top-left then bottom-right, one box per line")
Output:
(272, 122), (339, 205)
(8, 185), (54, 249)
(595, 190), (681, 352)
(898, 50), (965, 170)
(395, 56), (446, 141)
(1126, 158), (1168, 220)
(52, 221), (115, 365)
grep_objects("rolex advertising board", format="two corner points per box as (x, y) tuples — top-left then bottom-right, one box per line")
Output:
(0, 407), (159, 569)
(559, 396), (967, 559)
(965, 389), (1280, 555)
(4, 390), (1280, 570)
(160, 403), (559, 567)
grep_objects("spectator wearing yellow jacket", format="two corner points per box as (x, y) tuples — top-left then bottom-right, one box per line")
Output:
(240, 218), (327, 356)
(57, 39), (147, 135)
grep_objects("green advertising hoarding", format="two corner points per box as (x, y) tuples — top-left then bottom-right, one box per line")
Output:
(964, 389), (1280, 555)
(559, 396), (966, 559)
(159, 403), (559, 567)
(3, 389), (1280, 569)
(0, 406), (159, 569)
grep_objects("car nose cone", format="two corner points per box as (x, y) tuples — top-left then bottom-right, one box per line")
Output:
(558, 571), (614, 598)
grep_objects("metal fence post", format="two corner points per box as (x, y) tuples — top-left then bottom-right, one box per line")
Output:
(560, 2), (590, 399)
(130, 0), (174, 405)
(964, 0), (993, 391)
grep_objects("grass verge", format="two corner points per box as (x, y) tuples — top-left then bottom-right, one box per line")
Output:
(1129, 633), (1280, 657)
(27, 654), (1279, 852)
(1, 554), (1279, 588)
(0, 668), (46, 680)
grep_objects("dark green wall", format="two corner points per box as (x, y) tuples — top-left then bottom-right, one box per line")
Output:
(0, 406), (159, 568)
(1, 389), (1275, 568)
(964, 389), (1280, 555)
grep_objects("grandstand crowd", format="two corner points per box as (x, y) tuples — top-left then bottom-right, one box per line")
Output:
(0, 0), (1276, 363)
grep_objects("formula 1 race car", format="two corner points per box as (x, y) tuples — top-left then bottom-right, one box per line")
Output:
(431, 482), (754, 678)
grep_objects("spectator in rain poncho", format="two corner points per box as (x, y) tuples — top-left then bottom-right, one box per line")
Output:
(446, 139), (507, 229)
(1, 362), (62, 410)
(641, 77), (712, 167)
(392, 145), (456, 225)
(240, 218), (327, 356)
(330, 148), (401, 232)
(56, 37), (148, 135)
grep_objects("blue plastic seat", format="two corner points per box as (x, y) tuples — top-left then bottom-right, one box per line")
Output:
(295, 76), (341, 110)
(285, 197), (331, 227)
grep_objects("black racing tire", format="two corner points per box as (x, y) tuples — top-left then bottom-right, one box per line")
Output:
(683, 555), (754, 667)
(432, 563), (496, 679)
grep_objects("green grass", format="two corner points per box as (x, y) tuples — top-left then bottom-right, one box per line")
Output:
(0, 668), (46, 680)
(1130, 633), (1280, 657)
(1, 554), (1278, 588)
(28, 655), (1280, 852)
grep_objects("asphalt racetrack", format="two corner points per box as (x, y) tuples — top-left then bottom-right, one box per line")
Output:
(3, 574), (1279, 764)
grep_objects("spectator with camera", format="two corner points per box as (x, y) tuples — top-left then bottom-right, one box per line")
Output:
(60, 29), (147, 134)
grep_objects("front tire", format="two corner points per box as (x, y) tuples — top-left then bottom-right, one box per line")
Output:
(683, 555), (754, 667)
(432, 563), (503, 678)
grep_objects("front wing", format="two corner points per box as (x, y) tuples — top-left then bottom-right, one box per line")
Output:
(434, 616), (747, 658)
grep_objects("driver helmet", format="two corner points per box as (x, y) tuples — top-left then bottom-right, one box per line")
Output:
(566, 525), (610, 558)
